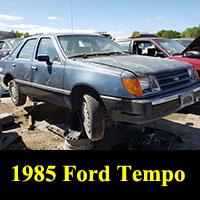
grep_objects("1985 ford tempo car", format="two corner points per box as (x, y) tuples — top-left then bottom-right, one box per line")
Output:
(0, 33), (200, 141)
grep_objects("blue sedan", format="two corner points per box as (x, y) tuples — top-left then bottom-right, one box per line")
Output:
(0, 33), (200, 141)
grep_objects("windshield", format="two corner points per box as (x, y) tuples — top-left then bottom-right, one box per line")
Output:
(154, 39), (185, 56)
(57, 35), (125, 58)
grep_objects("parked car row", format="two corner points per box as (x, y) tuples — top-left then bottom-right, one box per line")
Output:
(0, 33), (200, 142)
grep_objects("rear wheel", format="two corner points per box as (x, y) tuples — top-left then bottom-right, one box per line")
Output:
(81, 92), (105, 142)
(9, 80), (27, 106)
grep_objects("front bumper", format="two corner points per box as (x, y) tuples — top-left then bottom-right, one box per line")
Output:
(101, 83), (200, 124)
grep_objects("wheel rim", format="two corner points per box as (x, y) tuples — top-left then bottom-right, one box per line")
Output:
(10, 83), (18, 103)
(82, 101), (92, 138)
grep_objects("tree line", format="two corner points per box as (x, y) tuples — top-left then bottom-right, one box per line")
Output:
(11, 30), (41, 38)
(132, 25), (200, 39)
(10, 25), (200, 39)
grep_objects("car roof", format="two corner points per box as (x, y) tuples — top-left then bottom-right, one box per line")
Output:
(23, 33), (106, 41)
(116, 37), (162, 42)
(172, 38), (194, 41)
(31, 32), (104, 37)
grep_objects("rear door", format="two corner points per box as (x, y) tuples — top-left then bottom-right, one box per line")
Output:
(9, 38), (37, 94)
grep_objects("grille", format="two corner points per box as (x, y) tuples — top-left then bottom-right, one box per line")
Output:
(155, 69), (191, 92)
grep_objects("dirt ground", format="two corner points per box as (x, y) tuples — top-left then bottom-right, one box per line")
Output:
(1, 96), (200, 150)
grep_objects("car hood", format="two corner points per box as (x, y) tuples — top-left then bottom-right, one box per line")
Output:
(83, 55), (191, 76)
(181, 34), (200, 55)
(170, 56), (200, 71)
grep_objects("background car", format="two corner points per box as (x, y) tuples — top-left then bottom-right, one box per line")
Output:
(0, 38), (24, 59)
(0, 38), (24, 94)
(116, 35), (200, 76)
(135, 34), (159, 38)
(172, 38), (194, 47)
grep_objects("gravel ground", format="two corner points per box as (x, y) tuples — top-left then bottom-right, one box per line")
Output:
(1, 96), (200, 150)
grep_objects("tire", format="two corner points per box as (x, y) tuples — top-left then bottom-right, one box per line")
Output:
(81, 92), (105, 142)
(9, 80), (27, 106)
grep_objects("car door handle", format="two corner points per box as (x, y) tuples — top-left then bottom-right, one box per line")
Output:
(32, 66), (37, 71)
(12, 64), (16, 68)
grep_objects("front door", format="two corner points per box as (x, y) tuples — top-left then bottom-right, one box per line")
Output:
(31, 37), (65, 105)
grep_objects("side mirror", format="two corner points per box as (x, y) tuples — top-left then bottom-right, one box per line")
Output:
(185, 51), (200, 59)
(37, 55), (51, 65)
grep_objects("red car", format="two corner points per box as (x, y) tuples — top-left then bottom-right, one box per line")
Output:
(116, 35), (200, 76)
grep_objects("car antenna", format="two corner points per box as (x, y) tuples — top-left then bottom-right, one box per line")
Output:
(70, 0), (75, 60)
(70, 0), (74, 34)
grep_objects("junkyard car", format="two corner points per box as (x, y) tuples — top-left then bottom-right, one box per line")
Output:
(116, 35), (200, 76)
(0, 38), (24, 59)
(0, 33), (200, 141)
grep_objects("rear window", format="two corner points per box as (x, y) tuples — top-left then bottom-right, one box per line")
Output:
(117, 41), (130, 51)
(9, 39), (24, 48)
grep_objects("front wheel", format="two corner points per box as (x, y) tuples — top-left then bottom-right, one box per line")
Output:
(81, 92), (105, 142)
(9, 80), (27, 106)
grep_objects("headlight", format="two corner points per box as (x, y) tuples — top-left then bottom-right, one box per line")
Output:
(138, 76), (161, 94)
(188, 67), (199, 80)
(122, 76), (161, 97)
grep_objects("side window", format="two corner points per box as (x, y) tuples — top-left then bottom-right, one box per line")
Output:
(0, 41), (5, 50)
(9, 42), (24, 59)
(117, 41), (130, 52)
(36, 38), (60, 62)
(134, 41), (161, 57)
(17, 39), (37, 60)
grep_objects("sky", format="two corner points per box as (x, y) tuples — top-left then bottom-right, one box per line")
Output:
(0, 0), (200, 39)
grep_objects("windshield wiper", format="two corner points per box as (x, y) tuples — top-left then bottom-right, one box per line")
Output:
(172, 53), (181, 56)
(68, 54), (89, 59)
(68, 52), (125, 59)
(100, 52), (125, 55)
